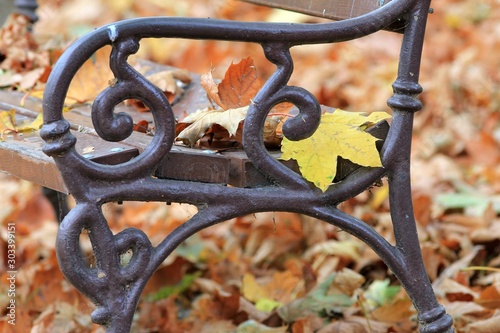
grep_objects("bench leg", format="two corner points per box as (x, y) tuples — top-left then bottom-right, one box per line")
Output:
(41, 187), (69, 223)
(13, 0), (38, 23)
(388, 156), (454, 333)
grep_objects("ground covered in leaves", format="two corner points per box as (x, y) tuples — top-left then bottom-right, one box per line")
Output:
(2, 0), (500, 332)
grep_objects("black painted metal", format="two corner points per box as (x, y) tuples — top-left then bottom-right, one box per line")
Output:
(13, 0), (38, 23)
(41, 187), (69, 223)
(40, 0), (455, 332)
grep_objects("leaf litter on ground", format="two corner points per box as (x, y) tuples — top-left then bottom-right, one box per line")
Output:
(3, 0), (500, 332)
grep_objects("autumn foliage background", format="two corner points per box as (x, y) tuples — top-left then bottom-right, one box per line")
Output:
(2, 0), (500, 332)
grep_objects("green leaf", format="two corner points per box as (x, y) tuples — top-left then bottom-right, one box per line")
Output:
(436, 192), (500, 216)
(363, 279), (400, 308)
(175, 234), (206, 263)
(277, 273), (356, 322)
(146, 272), (201, 301)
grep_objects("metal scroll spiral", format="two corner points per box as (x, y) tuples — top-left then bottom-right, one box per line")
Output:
(42, 36), (176, 183)
(50, 40), (387, 331)
(41, 3), (455, 331)
(56, 203), (154, 330)
(90, 36), (176, 180)
(46, 37), (179, 331)
(243, 43), (322, 190)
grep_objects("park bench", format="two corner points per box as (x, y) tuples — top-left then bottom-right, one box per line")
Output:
(1, 0), (455, 332)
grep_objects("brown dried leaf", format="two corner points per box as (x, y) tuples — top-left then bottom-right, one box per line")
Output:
(149, 68), (191, 90)
(200, 57), (261, 110)
(477, 285), (500, 309)
(329, 268), (365, 297)
(176, 106), (248, 146)
(0, 14), (48, 73)
(370, 297), (414, 323)
(191, 292), (241, 323)
(201, 70), (227, 109)
(66, 46), (114, 105)
(218, 57), (260, 109)
(133, 119), (150, 133)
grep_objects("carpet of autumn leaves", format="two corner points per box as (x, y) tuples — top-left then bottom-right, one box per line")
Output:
(2, 0), (500, 332)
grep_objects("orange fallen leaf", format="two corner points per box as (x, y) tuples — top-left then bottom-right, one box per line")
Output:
(218, 57), (260, 109)
(133, 119), (150, 133)
(65, 46), (114, 105)
(201, 57), (260, 110)
(201, 69), (227, 109)
(177, 58), (288, 147)
(127, 68), (192, 112)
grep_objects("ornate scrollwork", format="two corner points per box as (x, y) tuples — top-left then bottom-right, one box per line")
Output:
(41, 0), (454, 332)
(56, 203), (154, 330)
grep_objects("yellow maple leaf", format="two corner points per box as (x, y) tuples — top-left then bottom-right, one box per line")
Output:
(280, 110), (391, 192)
(0, 109), (16, 140)
(17, 112), (43, 131)
(241, 273), (271, 303)
(0, 109), (43, 141)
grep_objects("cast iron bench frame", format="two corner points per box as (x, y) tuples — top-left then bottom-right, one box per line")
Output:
(3, 0), (455, 332)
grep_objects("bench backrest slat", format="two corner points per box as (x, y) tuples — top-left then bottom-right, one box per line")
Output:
(242, 0), (390, 21)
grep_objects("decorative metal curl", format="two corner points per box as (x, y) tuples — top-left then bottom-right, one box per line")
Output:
(56, 203), (154, 331)
(41, 0), (455, 332)
(243, 44), (322, 189)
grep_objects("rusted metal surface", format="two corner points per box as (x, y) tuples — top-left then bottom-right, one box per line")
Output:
(243, 0), (391, 21)
(38, 0), (454, 332)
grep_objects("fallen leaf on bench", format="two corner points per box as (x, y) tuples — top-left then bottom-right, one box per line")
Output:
(82, 146), (95, 155)
(280, 110), (391, 192)
(0, 109), (16, 140)
(201, 70), (226, 109)
(176, 106), (248, 145)
(177, 57), (288, 147)
(133, 119), (150, 133)
(127, 68), (192, 112)
(16, 112), (44, 131)
(0, 108), (43, 141)
(201, 57), (260, 109)
(65, 46), (113, 106)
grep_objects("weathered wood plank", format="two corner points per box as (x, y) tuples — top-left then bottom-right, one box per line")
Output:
(0, 84), (389, 193)
(2, 59), (389, 193)
(0, 130), (139, 193)
(242, 0), (390, 21)
(0, 87), (236, 191)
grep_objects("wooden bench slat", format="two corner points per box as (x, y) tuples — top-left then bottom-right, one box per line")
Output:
(0, 130), (139, 193)
(242, 0), (389, 21)
(0, 85), (265, 191)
